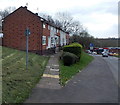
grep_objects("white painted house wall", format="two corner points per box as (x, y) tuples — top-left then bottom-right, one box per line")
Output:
(47, 25), (67, 48)
(48, 26), (57, 48)
(60, 30), (66, 46)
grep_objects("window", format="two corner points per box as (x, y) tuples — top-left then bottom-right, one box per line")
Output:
(42, 36), (46, 45)
(48, 25), (50, 30)
(51, 27), (53, 30)
(43, 24), (46, 28)
(55, 36), (59, 44)
(57, 29), (59, 33)
(51, 37), (54, 44)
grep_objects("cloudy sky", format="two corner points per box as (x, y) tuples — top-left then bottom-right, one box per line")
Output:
(0, 0), (118, 38)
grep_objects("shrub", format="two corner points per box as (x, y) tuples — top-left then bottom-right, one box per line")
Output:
(63, 52), (79, 66)
(63, 43), (82, 59)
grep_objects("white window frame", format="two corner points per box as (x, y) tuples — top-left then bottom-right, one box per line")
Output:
(43, 24), (46, 28)
(57, 29), (59, 33)
(42, 36), (46, 45)
(51, 27), (53, 31)
(48, 25), (50, 30)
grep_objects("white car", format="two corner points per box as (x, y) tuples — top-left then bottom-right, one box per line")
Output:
(102, 52), (108, 57)
(92, 52), (97, 55)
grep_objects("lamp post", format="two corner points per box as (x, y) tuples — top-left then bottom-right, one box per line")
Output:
(25, 28), (31, 70)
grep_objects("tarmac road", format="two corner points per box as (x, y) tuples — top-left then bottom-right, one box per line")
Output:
(25, 55), (118, 103)
(102, 56), (118, 85)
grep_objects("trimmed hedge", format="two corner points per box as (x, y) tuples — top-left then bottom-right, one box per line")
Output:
(63, 52), (79, 66)
(63, 43), (82, 59)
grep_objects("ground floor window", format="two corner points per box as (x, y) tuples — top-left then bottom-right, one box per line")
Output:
(55, 36), (59, 44)
(42, 36), (46, 45)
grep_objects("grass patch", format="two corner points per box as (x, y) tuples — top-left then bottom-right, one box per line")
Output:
(59, 51), (94, 86)
(2, 46), (49, 103)
(114, 55), (120, 58)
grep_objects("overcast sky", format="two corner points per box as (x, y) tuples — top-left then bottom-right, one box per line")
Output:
(0, 0), (118, 38)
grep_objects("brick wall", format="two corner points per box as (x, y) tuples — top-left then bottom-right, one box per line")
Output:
(42, 23), (50, 50)
(3, 7), (43, 54)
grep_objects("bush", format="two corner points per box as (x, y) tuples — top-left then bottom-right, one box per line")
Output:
(63, 43), (82, 59)
(63, 52), (79, 66)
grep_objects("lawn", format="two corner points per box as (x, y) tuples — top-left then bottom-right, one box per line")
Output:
(114, 55), (120, 58)
(59, 51), (94, 86)
(2, 46), (49, 103)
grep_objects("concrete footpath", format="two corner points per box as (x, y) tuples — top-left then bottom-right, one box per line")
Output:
(35, 53), (61, 89)
(25, 55), (118, 103)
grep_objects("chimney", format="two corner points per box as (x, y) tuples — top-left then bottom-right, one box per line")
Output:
(35, 13), (38, 16)
(24, 6), (27, 9)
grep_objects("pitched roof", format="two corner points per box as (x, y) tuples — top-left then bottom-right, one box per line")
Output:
(3, 6), (69, 34)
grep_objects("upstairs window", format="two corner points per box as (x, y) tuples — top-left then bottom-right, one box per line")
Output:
(51, 27), (53, 31)
(57, 29), (59, 33)
(42, 36), (46, 45)
(48, 25), (51, 30)
(43, 24), (46, 28)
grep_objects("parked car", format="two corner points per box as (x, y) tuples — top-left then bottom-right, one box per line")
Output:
(102, 52), (108, 57)
(92, 51), (97, 55)
(108, 52), (114, 56)
(86, 50), (92, 54)
(113, 53), (118, 56)
(108, 52), (118, 56)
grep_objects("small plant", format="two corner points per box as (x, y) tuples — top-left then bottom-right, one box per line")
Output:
(63, 52), (79, 66)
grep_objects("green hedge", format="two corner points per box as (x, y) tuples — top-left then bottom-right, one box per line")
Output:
(63, 52), (79, 66)
(63, 43), (82, 59)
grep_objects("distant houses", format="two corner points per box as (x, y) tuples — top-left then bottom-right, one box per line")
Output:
(2, 6), (70, 54)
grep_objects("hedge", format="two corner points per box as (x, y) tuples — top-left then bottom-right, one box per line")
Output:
(63, 43), (82, 59)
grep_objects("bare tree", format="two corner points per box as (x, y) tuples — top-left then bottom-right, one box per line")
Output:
(54, 12), (73, 32)
(54, 12), (84, 35)
(0, 7), (16, 19)
(39, 13), (55, 24)
(71, 20), (84, 35)
(54, 19), (62, 28)
(40, 12), (86, 35)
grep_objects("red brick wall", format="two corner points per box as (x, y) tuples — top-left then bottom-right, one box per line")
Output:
(3, 7), (43, 54)
(0, 37), (2, 46)
(42, 24), (50, 50)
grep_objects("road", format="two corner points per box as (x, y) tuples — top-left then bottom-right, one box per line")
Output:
(25, 55), (118, 103)
(102, 55), (118, 85)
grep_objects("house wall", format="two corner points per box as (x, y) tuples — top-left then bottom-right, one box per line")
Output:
(3, 7), (43, 54)
(49, 26), (57, 48)
(66, 33), (70, 45)
(2, 6), (70, 55)
(60, 30), (66, 46)
(42, 23), (50, 50)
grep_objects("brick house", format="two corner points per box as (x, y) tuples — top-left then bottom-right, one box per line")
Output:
(2, 6), (70, 54)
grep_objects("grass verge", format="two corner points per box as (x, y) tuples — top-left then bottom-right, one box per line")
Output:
(2, 46), (49, 103)
(114, 55), (120, 58)
(59, 51), (94, 86)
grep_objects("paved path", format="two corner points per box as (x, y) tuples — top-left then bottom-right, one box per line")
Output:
(25, 55), (118, 103)
(35, 53), (61, 89)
